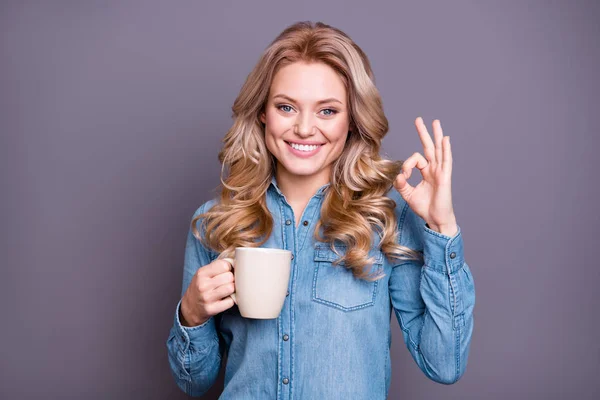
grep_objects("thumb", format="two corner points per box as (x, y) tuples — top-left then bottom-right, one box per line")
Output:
(394, 170), (414, 198)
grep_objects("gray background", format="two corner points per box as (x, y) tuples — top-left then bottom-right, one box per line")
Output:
(1, 1), (598, 399)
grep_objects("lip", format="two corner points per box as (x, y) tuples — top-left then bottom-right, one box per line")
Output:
(285, 141), (323, 158)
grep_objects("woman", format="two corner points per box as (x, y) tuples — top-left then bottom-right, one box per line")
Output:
(166, 21), (475, 399)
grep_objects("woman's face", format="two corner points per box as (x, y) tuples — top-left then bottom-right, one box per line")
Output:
(260, 61), (351, 184)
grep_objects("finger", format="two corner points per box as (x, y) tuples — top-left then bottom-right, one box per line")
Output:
(211, 271), (234, 288)
(394, 168), (414, 196)
(211, 295), (236, 314)
(395, 154), (415, 192)
(432, 119), (443, 166)
(415, 117), (436, 164)
(442, 135), (452, 175)
(199, 258), (232, 279)
(414, 152), (429, 171)
(399, 154), (415, 181)
(209, 282), (236, 302)
(405, 152), (429, 172)
(399, 152), (429, 181)
(221, 257), (235, 268)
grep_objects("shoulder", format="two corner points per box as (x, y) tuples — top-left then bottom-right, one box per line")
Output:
(187, 198), (221, 257)
(191, 197), (220, 219)
(189, 197), (221, 236)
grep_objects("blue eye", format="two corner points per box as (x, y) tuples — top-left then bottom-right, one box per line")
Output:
(321, 108), (338, 116)
(277, 104), (293, 113)
(276, 104), (338, 116)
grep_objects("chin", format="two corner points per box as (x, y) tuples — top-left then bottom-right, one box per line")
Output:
(280, 163), (324, 177)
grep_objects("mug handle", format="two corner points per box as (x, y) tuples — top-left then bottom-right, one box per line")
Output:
(221, 257), (236, 304)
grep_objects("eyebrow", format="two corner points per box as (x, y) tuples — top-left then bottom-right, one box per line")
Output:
(272, 94), (343, 105)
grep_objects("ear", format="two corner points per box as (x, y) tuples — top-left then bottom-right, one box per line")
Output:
(260, 112), (266, 124)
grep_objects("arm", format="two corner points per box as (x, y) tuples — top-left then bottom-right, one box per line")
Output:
(389, 201), (475, 384)
(166, 202), (224, 397)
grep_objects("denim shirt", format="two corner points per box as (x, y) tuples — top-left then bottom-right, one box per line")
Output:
(166, 176), (475, 399)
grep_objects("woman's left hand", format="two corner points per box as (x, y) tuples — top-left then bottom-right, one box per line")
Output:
(393, 117), (458, 237)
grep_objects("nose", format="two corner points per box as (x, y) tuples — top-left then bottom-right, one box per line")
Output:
(294, 112), (317, 137)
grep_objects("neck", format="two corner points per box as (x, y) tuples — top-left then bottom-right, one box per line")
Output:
(275, 165), (330, 205)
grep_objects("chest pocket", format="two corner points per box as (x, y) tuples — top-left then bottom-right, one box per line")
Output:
(312, 244), (383, 312)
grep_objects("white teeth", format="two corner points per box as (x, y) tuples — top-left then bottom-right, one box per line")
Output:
(290, 142), (319, 152)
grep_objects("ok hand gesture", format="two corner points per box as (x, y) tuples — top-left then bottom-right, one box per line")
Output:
(393, 117), (458, 237)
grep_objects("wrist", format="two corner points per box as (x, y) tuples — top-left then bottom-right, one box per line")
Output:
(426, 221), (458, 237)
(179, 297), (209, 327)
(179, 299), (191, 327)
(179, 297), (197, 327)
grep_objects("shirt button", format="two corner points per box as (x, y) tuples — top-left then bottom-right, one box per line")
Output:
(283, 334), (289, 341)
(282, 378), (289, 384)
(450, 252), (456, 259)
(303, 220), (308, 226)
(285, 220), (291, 225)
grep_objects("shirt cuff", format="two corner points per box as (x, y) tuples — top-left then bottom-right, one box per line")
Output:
(173, 298), (217, 348)
(422, 223), (465, 275)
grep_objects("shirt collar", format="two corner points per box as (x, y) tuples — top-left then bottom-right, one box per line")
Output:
(268, 175), (331, 198)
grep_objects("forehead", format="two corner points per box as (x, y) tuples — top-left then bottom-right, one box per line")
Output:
(269, 61), (347, 104)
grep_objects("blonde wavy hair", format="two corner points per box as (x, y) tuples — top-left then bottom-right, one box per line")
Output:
(192, 21), (423, 281)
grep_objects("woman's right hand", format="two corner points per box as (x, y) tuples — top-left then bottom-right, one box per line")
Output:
(179, 258), (235, 327)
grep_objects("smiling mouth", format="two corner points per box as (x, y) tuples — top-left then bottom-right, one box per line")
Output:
(284, 141), (324, 152)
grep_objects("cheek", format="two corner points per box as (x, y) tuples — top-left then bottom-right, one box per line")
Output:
(330, 138), (348, 160)
(328, 128), (349, 153)
(264, 133), (278, 156)
(264, 110), (289, 135)
(263, 115), (283, 155)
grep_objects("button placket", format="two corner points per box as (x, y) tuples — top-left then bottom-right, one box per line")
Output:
(279, 202), (295, 397)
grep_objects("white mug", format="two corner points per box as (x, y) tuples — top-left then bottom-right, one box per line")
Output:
(222, 247), (292, 319)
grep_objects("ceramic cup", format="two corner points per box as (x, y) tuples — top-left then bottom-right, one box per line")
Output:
(221, 247), (292, 319)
